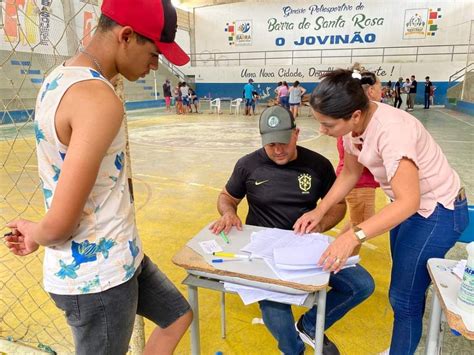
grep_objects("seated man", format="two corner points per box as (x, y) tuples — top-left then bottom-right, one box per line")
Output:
(210, 106), (374, 355)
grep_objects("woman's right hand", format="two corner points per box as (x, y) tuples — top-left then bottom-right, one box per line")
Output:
(293, 210), (323, 234)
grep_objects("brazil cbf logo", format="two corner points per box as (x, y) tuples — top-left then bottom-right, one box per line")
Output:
(298, 173), (311, 194)
(224, 20), (252, 46)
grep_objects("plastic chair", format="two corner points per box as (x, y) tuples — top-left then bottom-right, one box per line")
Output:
(229, 98), (242, 115)
(210, 98), (221, 114)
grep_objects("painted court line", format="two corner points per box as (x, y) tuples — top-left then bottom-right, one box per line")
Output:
(436, 109), (474, 127)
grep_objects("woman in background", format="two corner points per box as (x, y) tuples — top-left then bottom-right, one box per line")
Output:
(288, 80), (306, 118)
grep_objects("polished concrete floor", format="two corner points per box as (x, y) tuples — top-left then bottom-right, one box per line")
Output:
(0, 104), (472, 354)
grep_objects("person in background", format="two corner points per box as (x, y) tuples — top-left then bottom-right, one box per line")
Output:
(210, 106), (374, 355)
(174, 81), (183, 115)
(288, 80), (307, 118)
(274, 81), (283, 105)
(180, 81), (189, 114)
(402, 78), (411, 111)
(4, 0), (193, 353)
(163, 79), (172, 112)
(393, 77), (403, 109)
(407, 75), (417, 111)
(243, 78), (255, 116)
(424, 76), (433, 109)
(430, 84), (436, 107)
(251, 89), (260, 115)
(294, 69), (468, 355)
(278, 81), (290, 109)
(189, 87), (199, 113)
(336, 70), (380, 251)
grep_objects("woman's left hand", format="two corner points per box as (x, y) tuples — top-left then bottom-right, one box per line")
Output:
(318, 231), (360, 273)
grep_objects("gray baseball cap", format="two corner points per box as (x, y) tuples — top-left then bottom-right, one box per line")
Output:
(259, 106), (296, 146)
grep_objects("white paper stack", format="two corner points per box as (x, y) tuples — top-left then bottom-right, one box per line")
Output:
(223, 282), (308, 305)
(242, 228), (360, 282)
(224, 228), (360, 305)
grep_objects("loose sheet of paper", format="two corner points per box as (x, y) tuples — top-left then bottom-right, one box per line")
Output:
(452, 259), (467, 279)
(198, 240), (223, 254)
(242, 229), (329, 259)
(224, 282), (308, 306)
(265, 256), (360, 281)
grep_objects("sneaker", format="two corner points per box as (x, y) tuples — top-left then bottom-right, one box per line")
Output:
(295, 317), (340, 355)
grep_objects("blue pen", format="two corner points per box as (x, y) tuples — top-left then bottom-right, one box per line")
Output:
(211, 258), (245, 263)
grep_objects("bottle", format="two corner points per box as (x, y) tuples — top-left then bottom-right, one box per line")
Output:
(457, 242), (474, 313)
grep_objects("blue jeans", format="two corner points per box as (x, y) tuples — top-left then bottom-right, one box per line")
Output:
(259, 264), (374, 355)
(280, 96), (290, 109)
(388, 202), (466, 355)
(424, 92), (430, 108)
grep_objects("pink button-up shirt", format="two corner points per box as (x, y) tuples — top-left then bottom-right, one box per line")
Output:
(343, 102), (460, 217)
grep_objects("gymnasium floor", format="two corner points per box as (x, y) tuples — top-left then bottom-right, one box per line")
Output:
(0, 104), (473, 354)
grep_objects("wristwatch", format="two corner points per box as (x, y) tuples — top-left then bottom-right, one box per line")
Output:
(353, 226), (367, 244)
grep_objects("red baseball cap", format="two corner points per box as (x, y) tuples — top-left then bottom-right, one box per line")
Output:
(101, 0), (189, 66)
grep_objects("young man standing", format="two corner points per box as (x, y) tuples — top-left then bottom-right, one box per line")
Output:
(424, 76), (433, 109)
(243, 78), (255, 116)
(5, 1), (192, 354)
(408, 75), (417, 111)
(163, 79), (172, 112)
(393, 77), (403, 109)
(210, 106), (374, 355)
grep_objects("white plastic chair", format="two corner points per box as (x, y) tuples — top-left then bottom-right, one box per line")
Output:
(229, 98), (242, 115)
(210, 98), (221, 114)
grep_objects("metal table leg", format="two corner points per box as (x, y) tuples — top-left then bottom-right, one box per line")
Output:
(188, 284), (200, 355)
(221, 292), (226, 339)
(314, 288), (327, 355)
(425, 291), (442, 355)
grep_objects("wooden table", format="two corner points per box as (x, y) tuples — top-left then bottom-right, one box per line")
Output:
(172, 224), (330, 355)
(425, 258), (474, 355)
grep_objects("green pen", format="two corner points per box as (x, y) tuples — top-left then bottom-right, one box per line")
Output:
(219, 231), (230, 244)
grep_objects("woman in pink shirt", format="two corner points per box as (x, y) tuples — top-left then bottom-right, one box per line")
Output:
(278, 81), (290, 109)
(294, 69), (469, 354)
(336, 71), (380, 250)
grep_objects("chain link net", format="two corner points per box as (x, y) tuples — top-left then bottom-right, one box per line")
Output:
(0, 1), (103, 352)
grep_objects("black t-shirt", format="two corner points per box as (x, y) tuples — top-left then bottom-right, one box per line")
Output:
(225, 146), (336, 230)
(424, 81), (432, 94)
(409, 80), (417, 94)
(163, 83), (171, 97)
(395, 81), (401, 96)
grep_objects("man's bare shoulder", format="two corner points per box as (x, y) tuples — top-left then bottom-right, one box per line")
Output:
(56, 79), (124, 143)
(67, 79), (122, 110)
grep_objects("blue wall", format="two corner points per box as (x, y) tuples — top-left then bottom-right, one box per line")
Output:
(196, 81), (451, 106)
(0, 109), (34, 124)
(0, 102), (166, 125)
(445, 100), (474, 116)
(0, 82), (457, 125)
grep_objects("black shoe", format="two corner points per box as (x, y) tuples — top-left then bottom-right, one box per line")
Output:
(295, 317), (340, 355)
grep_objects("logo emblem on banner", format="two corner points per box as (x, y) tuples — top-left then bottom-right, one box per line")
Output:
(403, 9), (428, 39)
(225, 20), (252, 46)
(427, 8), (442, 37)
